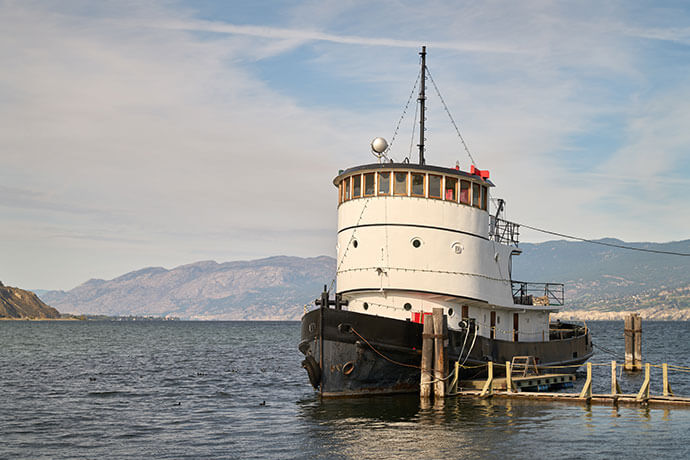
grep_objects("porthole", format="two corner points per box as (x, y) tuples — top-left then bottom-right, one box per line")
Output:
(363, 302), (369, 310)
(451, 242), (464, 254)
(448, 308), (454, 317)
(352, 239), (358, 248)
(342, 361), (355, 375)
(412, 239), (422, 248)
(403, 303), (412, 311)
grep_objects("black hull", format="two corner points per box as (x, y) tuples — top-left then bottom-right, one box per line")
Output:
(299, 308), (593, 397)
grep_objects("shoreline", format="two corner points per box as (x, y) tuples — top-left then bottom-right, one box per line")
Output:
(0, 317), (81, 321)
(552, 308), (690, 321)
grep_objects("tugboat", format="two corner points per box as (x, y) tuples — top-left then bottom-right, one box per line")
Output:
(299, 47), (592, 397)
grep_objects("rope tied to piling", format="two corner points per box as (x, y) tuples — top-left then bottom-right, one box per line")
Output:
(349, 326), (421, 370)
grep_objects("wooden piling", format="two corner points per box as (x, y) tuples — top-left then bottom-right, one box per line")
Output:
(480, 361), (494, 398)
(506, 361), (513, 393)
(633, 314), (642, 371)
(432, 308), (447, 399)
(611, 360), (621, 395)
(449, 361), (460, 394)
(625, 314), (642, 371)
(624, 314), (634, 370)
(420, 314), (434, 399)
(636, 362), (651, 402)
(663, 363), (674, 397)
(579, 362), (592, 400)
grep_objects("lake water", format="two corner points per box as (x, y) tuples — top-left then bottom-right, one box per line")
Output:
(1, 320), (689, 459)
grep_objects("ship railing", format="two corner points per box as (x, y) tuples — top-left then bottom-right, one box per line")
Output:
(490, 217), (520, 247)
(512, 281), (564, 306)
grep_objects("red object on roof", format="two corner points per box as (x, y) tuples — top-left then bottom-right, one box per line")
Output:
(470, 165), (490, 180)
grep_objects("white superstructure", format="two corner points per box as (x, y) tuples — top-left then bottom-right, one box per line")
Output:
(335, 163), (560, 343)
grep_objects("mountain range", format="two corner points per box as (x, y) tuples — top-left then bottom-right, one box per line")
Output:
(37, 239), (690, 320)
(39, 256), (334, 320)
(0, 281), (60, 319)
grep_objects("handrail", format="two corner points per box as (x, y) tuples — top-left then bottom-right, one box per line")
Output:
(490, 217), (519, 246)
(512, 280), (564, 306)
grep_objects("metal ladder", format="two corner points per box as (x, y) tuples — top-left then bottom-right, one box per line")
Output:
(511, 356), (539, 377)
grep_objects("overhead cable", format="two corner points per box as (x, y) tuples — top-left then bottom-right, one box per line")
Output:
(517, 222), (690, 257)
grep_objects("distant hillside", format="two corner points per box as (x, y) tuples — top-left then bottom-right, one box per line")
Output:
(512, 239), (690, 318)
(40, 256), (335, 320)
(37, 239), (690, 320)
(0, 281), (61, 319)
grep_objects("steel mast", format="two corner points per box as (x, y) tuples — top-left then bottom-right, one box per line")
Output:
(417, 46), (427, 165)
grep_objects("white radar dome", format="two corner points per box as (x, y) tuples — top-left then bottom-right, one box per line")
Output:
(371, 137), (388, 154)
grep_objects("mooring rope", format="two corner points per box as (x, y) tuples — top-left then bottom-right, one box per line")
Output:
(350, 326), (420, 369)
(592, 342), (624, 360)
(349, 326), (458, 384)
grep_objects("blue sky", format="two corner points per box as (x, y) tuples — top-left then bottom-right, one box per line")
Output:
(1, 0), (689, 290)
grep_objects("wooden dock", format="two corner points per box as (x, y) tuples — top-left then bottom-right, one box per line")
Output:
(447, 360), (690, 408)
(418, 314), (690, 408)
(452, 389), (690, 408)
(460, 373), (575, 392)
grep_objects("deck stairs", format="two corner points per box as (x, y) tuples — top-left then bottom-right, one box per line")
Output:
(511, 356), (539, 377)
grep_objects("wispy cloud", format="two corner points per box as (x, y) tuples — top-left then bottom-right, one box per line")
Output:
(621, 26), (690, 44)
(149, 19), (527, 55)
(1, 0), (689, 289)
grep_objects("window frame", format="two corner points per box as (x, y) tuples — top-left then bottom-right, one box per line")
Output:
(459, 180), (471, 205)
(352, 174), (361, 199)
(363, 173), (376, 197)
(410, 173), (426, 197)
(481, 185), (488, 210)
(472, 182), (481, 208)
(343, 177), (351, 201)
(444, 176), (457, 202)
(428, 174), (442, 199)
(377, 171), (391, 195)
(393, 171), (408, 196)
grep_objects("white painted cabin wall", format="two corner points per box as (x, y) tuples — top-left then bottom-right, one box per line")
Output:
(337, 197), (515, 307)
(334, 173), (555, 343)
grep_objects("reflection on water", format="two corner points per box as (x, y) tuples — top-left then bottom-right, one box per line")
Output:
(298, 393), (690, 459)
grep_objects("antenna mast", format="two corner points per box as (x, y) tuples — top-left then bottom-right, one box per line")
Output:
(417, 46), (426, 165)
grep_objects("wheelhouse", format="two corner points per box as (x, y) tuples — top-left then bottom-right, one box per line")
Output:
(336, 163), (492, 209)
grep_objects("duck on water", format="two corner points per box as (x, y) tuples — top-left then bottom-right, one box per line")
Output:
(298, 47), (592, 397)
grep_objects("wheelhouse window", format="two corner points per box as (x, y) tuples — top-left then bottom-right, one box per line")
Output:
(364, 173), (375, 196)
(460, 180), (470, 204)
(411, 173), (425, 197)
(428, 174), (442, 199)
(394, 172), (408, 195)
(352, 174), (361, 198)
(343, 177), (350, 201)
(445, 177), (457, 201)
(378, 172), (391, 195)
(472, 183), (480, 207)
(338, 170), (489, 206)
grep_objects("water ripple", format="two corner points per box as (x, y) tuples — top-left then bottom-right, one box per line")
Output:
(0, 320), (689, 459)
